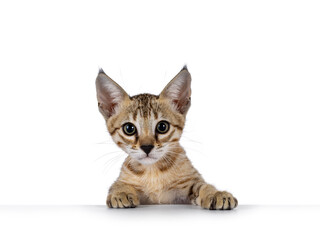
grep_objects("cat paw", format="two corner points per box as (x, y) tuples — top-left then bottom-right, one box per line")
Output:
(201, 191), (238, 210)
(106, 192), (139, 208)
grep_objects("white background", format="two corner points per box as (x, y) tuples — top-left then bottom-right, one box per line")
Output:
(0, 0), (320, 239)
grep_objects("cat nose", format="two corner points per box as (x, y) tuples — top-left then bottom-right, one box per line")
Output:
(140, 145), (154, 155)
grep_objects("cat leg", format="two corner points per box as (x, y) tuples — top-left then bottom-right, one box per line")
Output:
(107, 181), (140, 208)
(189, 182), (238, 210)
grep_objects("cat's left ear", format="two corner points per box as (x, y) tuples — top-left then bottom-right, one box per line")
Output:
(160, 66), (191, 115)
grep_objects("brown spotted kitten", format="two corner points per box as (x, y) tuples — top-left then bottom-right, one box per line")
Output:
(96, 66), (237, 210)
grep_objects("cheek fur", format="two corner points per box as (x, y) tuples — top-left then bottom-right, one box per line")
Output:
(156, 127), (182, 144)
(111, 131), (137, 152)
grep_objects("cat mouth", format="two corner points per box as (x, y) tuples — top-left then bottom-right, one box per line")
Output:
(139, 156), (157, 161)
(137, 156), (158, 165)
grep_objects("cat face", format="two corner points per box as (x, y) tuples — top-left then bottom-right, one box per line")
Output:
(96, 67), (191, 165)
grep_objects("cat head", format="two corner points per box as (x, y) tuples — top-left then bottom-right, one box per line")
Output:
(96, 66), (191, 165)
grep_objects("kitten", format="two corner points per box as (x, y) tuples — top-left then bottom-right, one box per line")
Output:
(96, 66), (238, 210)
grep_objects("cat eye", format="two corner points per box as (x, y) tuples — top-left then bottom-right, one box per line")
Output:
(123, 123), (136, 136)
(156, 121), (170, 134)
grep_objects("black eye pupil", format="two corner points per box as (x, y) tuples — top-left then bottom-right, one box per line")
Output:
(123, 123), (136, 135)
(157, 121), (169, 133)
(159, 123), (166, 131)
(126, 125), (134, 133)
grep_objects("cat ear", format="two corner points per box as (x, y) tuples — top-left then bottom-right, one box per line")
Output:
(96, 68), (129, 118)
(160, 65), (191, 115)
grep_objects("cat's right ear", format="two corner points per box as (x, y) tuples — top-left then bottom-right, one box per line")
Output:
(96, 69), (129, 119)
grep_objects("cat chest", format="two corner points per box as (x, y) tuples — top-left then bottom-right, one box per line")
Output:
(133, 173), (189, 204)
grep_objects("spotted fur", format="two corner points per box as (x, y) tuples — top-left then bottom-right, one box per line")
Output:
(96, 66), (237, 210)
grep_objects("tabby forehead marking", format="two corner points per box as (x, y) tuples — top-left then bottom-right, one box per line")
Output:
(130, 94), (160, 119)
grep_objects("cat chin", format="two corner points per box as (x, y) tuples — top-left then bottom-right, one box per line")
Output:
(136, 157), (159, 165)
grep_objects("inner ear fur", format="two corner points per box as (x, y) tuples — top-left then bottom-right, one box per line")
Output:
(96, 69), (129, 119)
(160, 66), (192, 115)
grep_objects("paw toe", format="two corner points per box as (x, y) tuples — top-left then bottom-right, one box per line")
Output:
(207, 191), (238, 210)
(107, 192), (139, 208)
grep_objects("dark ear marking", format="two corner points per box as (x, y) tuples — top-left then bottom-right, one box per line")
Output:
(181, 64), (188, 71)
(99, 68), (106, 74)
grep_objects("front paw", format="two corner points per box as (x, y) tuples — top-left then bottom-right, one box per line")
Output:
(201, 191), (238, 210)
(106, 192), (139, 208)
